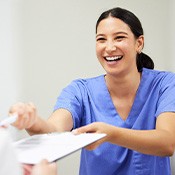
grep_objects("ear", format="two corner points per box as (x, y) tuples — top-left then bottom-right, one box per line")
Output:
(136, 35), (144, 53)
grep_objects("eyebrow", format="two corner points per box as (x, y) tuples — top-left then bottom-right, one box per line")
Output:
(96, 32), (128, 38)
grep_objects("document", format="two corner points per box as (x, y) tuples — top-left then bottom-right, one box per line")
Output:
(13, 132), (106, 164)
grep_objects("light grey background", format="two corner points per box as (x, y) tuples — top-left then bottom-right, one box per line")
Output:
(0, 0), (175, 174)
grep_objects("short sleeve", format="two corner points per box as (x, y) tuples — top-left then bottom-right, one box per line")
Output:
(54, 80), (83, 129)
(155, 73), (175, 117)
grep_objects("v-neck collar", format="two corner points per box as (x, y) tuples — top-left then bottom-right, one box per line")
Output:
(100, 69), (147, 126)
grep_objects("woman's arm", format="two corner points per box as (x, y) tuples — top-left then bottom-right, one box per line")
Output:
(27, 109), (73, 135)
(9, 102), (73, 135)
(74, 112), (175, 156)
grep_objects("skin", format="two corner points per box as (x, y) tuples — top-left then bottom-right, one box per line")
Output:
(96, 17), (143, 120)
(23, 160), (57, 175)
(9, 103), (73, 134)
(74, 17), (175, 156)
(0, 126), (57, 175)
(30, 160), (57, 175)
(9, 17), (175, 157)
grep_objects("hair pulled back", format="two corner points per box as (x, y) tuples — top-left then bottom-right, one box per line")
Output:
(96, 7), (154, 72)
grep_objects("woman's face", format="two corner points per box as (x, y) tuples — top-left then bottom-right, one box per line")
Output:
(96, 16), (143, 77)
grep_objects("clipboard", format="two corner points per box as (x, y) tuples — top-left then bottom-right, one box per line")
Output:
(13, 132), (106, 164)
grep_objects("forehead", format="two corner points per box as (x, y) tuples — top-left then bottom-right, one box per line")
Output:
(96, 17), (132, 35)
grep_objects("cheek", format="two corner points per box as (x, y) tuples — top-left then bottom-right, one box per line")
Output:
(121, 42), (136, 55)
(96, 51), (102, 63)
(118, 42), (129, 52)
(96, 44), (103, 58)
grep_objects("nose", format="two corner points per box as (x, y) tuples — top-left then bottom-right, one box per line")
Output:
(105, 40), (116, 52)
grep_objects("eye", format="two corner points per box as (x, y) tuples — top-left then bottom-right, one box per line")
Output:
(96, 37), (106, 42)
(115, 36), (125, 41)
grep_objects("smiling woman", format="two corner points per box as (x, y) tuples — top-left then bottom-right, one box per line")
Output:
(9, 6), (175, 175)
(95, 8), (154, 76)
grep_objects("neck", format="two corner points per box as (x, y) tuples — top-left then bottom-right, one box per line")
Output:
(105, 70), (141, 98)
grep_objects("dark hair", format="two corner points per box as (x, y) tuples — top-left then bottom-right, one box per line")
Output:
(96, 7), (154, 72)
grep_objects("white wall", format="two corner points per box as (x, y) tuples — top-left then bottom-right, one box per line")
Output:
(0, 0), (22, 117)
(0, 0), (23, 138)
(170, 0), (175, 72)
(18, 0), (172, 119)
(169, 0), (175, 173)
(0, 0), (175, 174)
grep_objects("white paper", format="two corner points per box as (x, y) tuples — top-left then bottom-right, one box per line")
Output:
(13, 132), (106, 164)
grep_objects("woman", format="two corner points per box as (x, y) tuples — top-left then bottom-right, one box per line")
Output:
(10, 7), (175, 175)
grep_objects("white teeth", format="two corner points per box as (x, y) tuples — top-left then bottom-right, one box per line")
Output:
(105, 56), (122, 61)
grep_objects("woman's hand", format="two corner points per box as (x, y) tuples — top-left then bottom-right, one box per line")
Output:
(9, 102), (37, 130)
(73, 122), (116, 150)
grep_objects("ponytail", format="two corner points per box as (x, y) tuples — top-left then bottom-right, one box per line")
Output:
(136, 52), (154, 72)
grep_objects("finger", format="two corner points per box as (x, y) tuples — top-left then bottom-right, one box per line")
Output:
(22, 164), (34, 175)
(22, 114), (30, 128)
(38, 159), (57, 173)
(12, 111), (28, 129)
(40, 159), (49, 164)
(72, 123), (97, 134)
(24, 103), (35, 128)
(72, 126), (90, 135)
(11, 102), (36, 129)
(85, 137), (105, 150)
(85, 141), (100, 150)
(10, 103), (26, 129)
(9, 102), (25, 116)
(27, 102), (36, 116)
(85, 144), (97, 150)
(49, 162), (57, 173)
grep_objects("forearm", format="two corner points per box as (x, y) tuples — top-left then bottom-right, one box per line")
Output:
(26, 116), (58, 135)
(27, 109), (73, 135)
(110, 126), (175, 156)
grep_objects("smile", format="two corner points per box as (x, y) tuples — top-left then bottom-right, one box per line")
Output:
(105, 56), (123, 62)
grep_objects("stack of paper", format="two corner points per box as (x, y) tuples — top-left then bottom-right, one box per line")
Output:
(13, 132), (106, 164)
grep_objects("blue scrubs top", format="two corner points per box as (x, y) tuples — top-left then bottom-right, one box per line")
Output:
(54, 68), (175, 175)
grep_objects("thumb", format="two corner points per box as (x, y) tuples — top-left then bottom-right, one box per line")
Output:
(72, 123), (96, 135)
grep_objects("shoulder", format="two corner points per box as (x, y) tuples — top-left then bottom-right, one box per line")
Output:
(143, 68), (175, 83)
(71, 75), (105, 87)
(61, 75), (105, 95)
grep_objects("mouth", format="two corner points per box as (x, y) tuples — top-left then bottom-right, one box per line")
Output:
(104, 56), (123, 62)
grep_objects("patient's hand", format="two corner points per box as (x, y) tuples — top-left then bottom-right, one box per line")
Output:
(22, 164), (33, 175)
(23, 160), (57, 175)
(9, 102), (37, 130)
(31, 159), (57, 175)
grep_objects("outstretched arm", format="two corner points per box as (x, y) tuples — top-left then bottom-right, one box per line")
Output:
(74, 112), (175, 156)
(9, 102), (73, 135)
